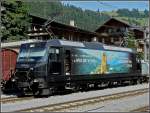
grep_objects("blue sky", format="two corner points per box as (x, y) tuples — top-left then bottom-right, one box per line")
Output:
(61, 1), (149, 11)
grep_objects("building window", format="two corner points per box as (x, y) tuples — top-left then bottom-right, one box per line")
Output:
(111, 37), (114, 43)
(108, 29), (112, 33)
(102, 38), (105, 43)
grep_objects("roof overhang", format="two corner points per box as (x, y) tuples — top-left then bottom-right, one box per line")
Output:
(95, 18), (131, 32)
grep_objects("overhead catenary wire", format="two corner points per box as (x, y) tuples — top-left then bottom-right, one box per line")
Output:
(30, 19), (130, 37)
(29, 23), (97, 36)
(43, 5), (67, 39)
(30, 22), (132, 33)
(30, 22), (136, 46)
(97, 0), (119, 10)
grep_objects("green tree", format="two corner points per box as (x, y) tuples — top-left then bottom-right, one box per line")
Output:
(126, 31), (144, 59)
(126, 31), (137, 49)
(144, 9), (149, 17)
(117, 9), (131, 17)
(1, 0), (31, 42)
(26, 1), (110, 31)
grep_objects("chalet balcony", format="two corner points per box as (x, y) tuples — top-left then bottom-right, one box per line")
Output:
(27, 27), (49, 37)
(27, 29), (46, 34)
(100, 31), (128, 37)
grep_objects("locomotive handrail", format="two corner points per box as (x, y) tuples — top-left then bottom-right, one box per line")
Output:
(25, 69), (33, 90)
(11, 68), (18, 77)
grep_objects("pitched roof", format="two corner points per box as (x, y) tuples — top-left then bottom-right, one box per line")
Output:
(95, 17), (131, 32)
(29, 14), (97, 36)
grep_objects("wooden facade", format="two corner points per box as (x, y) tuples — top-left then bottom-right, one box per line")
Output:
(27, 15), (49, 40)
(95, 18), (130, 45)
(28, 15), (99, 42)
(95, 18), (148, 54)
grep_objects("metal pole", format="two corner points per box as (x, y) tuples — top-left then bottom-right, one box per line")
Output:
(0, 2), (2, 90)
(144, 29), (147, 61)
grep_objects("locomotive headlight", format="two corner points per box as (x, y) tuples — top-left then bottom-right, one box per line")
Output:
(30, 68), (33, 70)
(33, 79), (39, 83)
(12, 78), (16, 82)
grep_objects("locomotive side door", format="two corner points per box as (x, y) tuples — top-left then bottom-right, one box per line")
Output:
(48, 47), (62, 75)
(64, 49), (71, 75)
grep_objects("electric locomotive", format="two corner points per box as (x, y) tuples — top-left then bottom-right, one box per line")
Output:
(12, 39), (146, 96)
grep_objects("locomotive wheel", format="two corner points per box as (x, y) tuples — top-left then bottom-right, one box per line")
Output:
(136, 79), (141, 84)
(33, 89), (40, 96)
(139, 79), (143, 84)
(130, 80), (135, 85)
(42, 88), (53, 96)
(94, 83), (99, 89)
(34, 88), (53, 97)
(145, 77), (149, 83)
(117, 81), (122, 86)
(57, 86), (65, 91)
(17, 88), (26, 97)
(131, 79), (138, 85)
(72, 85), (80, 92)
(108, 82), (113, 87)
(81, 84), (89, 91)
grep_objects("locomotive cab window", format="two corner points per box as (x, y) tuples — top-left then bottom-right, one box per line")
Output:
(48, 47), (61, 75)
(17, 42), (47, 62)
(49, 48), (60, 61)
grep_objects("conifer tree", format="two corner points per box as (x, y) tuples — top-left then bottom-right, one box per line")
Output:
(1, 0), (31, 42)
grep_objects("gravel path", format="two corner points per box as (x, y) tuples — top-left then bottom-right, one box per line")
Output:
(1, 83), (149, 112)
(85, 93), (149, 112)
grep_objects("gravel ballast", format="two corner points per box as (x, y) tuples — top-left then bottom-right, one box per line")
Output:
(1, 83), (149, 112)
(85, 93), (149, 112)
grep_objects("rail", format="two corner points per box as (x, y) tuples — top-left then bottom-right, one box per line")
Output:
(16, 88), (148, 112)
(1, 96), (33, 104)
(131, 106), (150, 112)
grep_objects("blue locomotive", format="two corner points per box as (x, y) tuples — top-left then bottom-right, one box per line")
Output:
(11, 39), (148, 96)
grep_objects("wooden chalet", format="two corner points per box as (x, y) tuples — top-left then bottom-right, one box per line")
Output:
(28, 15), (99, 42)
(95, 18), (148, 55)
(95, 18), (130, 45)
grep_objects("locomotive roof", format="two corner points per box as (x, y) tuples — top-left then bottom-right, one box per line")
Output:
(21, 39), (134, 53)
(47, 39), (134, 53)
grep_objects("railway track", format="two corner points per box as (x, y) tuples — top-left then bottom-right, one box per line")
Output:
(1, 96), (34, 104)
(131, 106), (150, 112)
(17, 88), (148, 112)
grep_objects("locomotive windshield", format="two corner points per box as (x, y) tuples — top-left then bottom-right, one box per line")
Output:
(17, 42), (47, 62)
